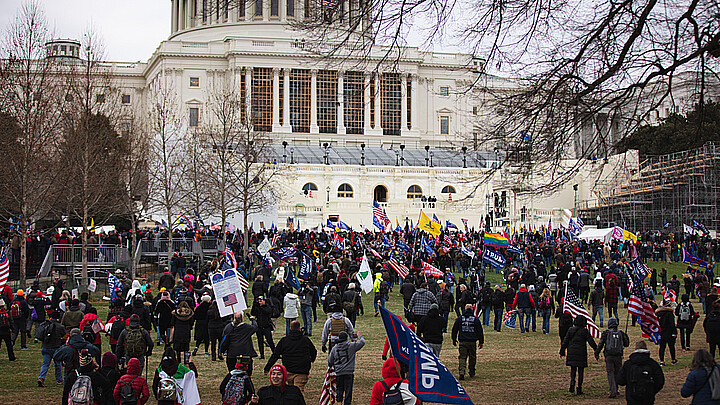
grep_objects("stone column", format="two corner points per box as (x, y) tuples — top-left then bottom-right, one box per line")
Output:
(272, 68), (281, 131)
(337, 70), (346, 134)
(400, 73), (408, 134)
(171, 0), (178, 33)
(363, 72), (371, 133)
(374, 72), (382, 134)
(283, 68), (291, 131)
(411, 74), (419, 131)
(426, 78), (434, 139)
(310, 69), (319, 133)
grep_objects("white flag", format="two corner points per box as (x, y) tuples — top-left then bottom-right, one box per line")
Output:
(357, 254), (373, 294)
(684, 224), (694, 234)
(257, 237), (271, 257)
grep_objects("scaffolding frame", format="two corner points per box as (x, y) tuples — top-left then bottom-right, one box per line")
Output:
(581, 142), (720, 232)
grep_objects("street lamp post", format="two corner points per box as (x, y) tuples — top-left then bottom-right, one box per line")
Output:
(360, 143), (365, 166)
(425, 145), (430, 167)
(462, 146), (467, 168)
(323, 142), (329, 165)
(282, 141), (288, 163)
(400, 144), (405, 166)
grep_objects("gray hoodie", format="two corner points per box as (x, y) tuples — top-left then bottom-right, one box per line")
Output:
(328, 335), (365, 376)
(321, 312), (354, 346)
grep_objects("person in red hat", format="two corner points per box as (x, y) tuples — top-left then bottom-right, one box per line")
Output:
(251, 364), (305, 404)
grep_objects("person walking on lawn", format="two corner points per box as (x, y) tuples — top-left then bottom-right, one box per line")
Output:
(263, 320), (317, 393)
(36, 310), (66, 387)
(327, 331), (365, 405)
(113, 357), (150, 405)
(594, 317), (629, 398)
(617, 340), (665, 405)
(451, 304), (484, 381)
(559, 316), (598, 395)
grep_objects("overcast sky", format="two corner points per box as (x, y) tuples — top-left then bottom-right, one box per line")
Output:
(1, 0), (171, 62)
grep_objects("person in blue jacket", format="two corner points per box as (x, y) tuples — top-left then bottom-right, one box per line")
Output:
(681, 349), (720, 405)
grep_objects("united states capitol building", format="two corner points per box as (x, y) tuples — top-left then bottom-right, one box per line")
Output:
(50, 0), (652, 230)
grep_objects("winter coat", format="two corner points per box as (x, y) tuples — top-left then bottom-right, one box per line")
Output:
(171, 305), (195, 345)
(491, 290), (505, 310)
(113, 358), (150, 405)
(513, 287), (535, 309)
(62, 363), (108, 405)
(589, 287), (604, 308)
(656, 306), (677, 341)
(327, 336), (365, 376)
(129, 299), (152, 331)
(54, 334), (101, 371)
(418, 307), (446, 344)
(79, 313), (102, 346)
(61, 307), (85, 330)
(594, 318), (629, 357)
(680, 364), (720, 405)
(560, 316), (597, 368)
(251, 302), (274, 329)
(369, 358), (414, 405)
(675, 301), (696, 329)
(451, 309), (483, 343)
(617, 349), (665, 404)
(704, 310), (720, 344)
(409, 289), (438, 318)
(437, 289), (454, 313)
(263, 329), (318, 375)
(284, 293), (301, 319)
(400, 282), (416, 306)
(221, 319), (258, 358)
(37, 319), (66, 350)
(193, 301), (210, 341)
(255, 383), (306, 405)
(116, 321), (154, 360)
(321, 312), (354, 347)
(154, 299), (175, 329)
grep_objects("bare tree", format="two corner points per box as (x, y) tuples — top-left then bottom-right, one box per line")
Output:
(59, 27), (127, 289)
(146, 80), (188, 265)
(200, 74), (278, 257)
(181, 131), (211, 230)
(0, 1), (67, 288)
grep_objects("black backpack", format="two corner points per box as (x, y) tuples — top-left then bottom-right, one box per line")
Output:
(119, 376), (139, 405)
(82, 323), (97, 344)
(707, 312), (720, 336)
(110, 314), (127, 340)
(379, 281), (390, 295)
(605, 330), (624, 356)
(628, 362), (656, 401)
(381, 381), (404, 405)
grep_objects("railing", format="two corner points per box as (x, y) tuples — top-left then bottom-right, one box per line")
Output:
(38, 244), (131, 277)
(138, 237), (221, 257)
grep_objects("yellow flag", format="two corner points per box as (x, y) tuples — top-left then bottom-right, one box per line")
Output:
(90, 217), (94, 229)
(622, 229), (637, 244)
(419, 211), (441, 237)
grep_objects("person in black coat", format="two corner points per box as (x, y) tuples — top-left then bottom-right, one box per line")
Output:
(158, 271), (176, 292)
(617, 340), (665, 404)
(252, 275), (268, 301)
(193, 294), (211, 355)
(251, 296), (275, 359)
(128, 295), (152, 332)
(655, 301), (677, 365)
(221, 312), (259, 374)
(154, 291), (175, 345)
(263, 320), (317, 393)
(491, 286), (505, 332)
(559, 316), (597, 395)
(207, 301), (228, 361)
(171, 301), (195, 361)
(417, 304), (447, 356)
(675, 294), (695, 351)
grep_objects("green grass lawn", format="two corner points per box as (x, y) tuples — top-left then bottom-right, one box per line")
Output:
(0, 261), (708, 404)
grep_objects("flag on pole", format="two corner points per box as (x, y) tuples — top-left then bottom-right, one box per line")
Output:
(368, 248), (383, 260)
(421, 261), (443, 278)
(0, 251), (10, 289)
(562, 288), (601, 338)
(357, 254), (374, 293)
(285, 268), (301, 291)
(418, 211), (441, 237)
(483, 232), (509, 248)
(319, 367), (337, 405)
(628, 266), (661, 344)
(373, 200), (391, 226)
(461, 218), (469, 233)
(388, 258), (409, 279)
(107, 270), (123, 300)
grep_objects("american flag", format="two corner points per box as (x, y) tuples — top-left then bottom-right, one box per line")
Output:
(373, 200), (391, 227)
(319, 367), (336, 405)
(503, 310), (517, 329)
(223, 294), (238, 306)
(271, 233), (280, 247)
(628, 268), (661, 344)
(388, 258), (409, 279)
(461, 218), (469, 233)
(0, 251), (8, 289)
(224, 247), (237, 269)
(323, 0), (338, 8)
(563, 288), (601, 338)
(368, 248), (383, 260)
(421, 261), (443, 277)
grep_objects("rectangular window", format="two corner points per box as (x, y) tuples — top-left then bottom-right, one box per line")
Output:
(203, 0), (208, 21)
(304, 0), (310, 18)
(121, 94), (131, 104)
(473, 106), (477, 115)
(252, 67), (273, 132)
(370, 76), (375, 128)
(189, 77), (200, 87)
(290, 69), (311, 133)
(271, 0), (279, 16)
(440, 116), (449, 135)
(255, 0), (263, 16)
(381, 73), (401, 136)
(96, 94), (105, 103)
(406, 77), (412, 130)
(287, 0), (294, 16)
(344, 71), (364, 135)
(189, 108), (199, 127)
(239, 0), (245, 17)
(439, 86), (449, 96)
(317, 70), (337, 134)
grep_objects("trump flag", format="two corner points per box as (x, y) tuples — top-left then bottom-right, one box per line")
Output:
(380, 306), (474, 404)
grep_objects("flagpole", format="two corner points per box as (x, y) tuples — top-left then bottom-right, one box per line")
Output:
(563, 281), (568, 314)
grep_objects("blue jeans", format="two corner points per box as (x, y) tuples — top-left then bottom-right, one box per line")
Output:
(540, 309), (551, 334)
(39, 347), (62, 383)
(518, 309), (530, 332)
(285, 317), (295, 336)
(531, 310), (536, 332)
(336, 374), (354, 405)
(301, 306), (313, 335)
(482, 306), (491, 326)
(494, 308), (503, 331)
(593, 305), (604, 326)
(374, 294), (386, 313)
(607, 304), (618, 319)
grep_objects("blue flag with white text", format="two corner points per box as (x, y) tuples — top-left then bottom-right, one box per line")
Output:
(285, 267), (301, 291)
(298, 252), (313, 280)
(482, 248), (506, 270)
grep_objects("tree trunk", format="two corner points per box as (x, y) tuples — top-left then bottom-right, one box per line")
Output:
(19, 229), (27, 290)
(167, 213), (173, 270)
(81, 218), (89, 292)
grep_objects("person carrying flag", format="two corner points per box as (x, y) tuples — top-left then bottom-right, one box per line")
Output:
(451, 303), (483, 381)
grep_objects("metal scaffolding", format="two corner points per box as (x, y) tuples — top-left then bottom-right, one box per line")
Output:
(580, 142), (720, 232)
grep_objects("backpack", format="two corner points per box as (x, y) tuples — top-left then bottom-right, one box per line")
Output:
(124, 328), (147, 358)
(707, 313), (720, 336)
(36, 321), (55, 343)
(10, 301), (21, 318)
(82, 323), (97, 343)
(30, 307), (38, 321)
(605, 330), (624, 356)
(679, 302), (691, 321)
(628, 362), (656, 401)
(330, 317), (345, 337)
(379, 281), (389, 295)
(157, 376), (178, 401)
(119, 376), (139, 405)
(709, 365), (720, 400)
(222, 372), (249, 405)
(381, 381), (404, 405)
(68, 371), (94, 405)
(110, 314), (127, 340)
(538, 297), (551, 310)
(0, 312), (9, 328)
(343, 295), (356, 314)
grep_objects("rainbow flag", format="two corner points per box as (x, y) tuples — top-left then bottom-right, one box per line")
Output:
(484, 232), (509, 248)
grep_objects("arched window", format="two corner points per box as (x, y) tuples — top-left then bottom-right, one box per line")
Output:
(302, 182), (318, 197)
(337, 183), (353, 198)
(407, 185), (423, 199)
(442, 185), (457, 194)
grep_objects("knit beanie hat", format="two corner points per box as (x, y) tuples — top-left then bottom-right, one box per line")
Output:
(79, 349), (92, 367)
(337, 331), (348, 343)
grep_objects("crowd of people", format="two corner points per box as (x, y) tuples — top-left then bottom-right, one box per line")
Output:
(1, 225), (720, 404)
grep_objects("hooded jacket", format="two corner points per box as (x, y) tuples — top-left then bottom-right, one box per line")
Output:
(512, 286), (535, 309)
(451, 309), (483, 343)
(617, 349), (665, 404)
(98, 352), (121, 405)
(327, 335), (365, 376)
(53, 334), (101, 373)
(126, 280), (143, 305)
(264, 329), (317, 374)
(418, 307), (446, 344)
(560, 316), (597, 368)
(283, 293), (301, 319)
(370, 358), (412, 405)
(221, 318), (258, 358)
(113, 357), (150, 405)
(62, 361), (108, 405)
(321, 312), (354, 346)
(116, 318), (154, 360)
(655, 305), (677, 340)
(255, 364), (306, 405)
(171, 302), (195, 345)
(61, 305), (84, 330)
(594, 317), (629, 357)
(130, 296), (152, 331)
